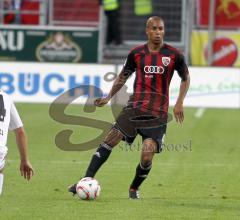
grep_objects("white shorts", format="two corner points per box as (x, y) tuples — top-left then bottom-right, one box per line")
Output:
(0, 146), (8, 171)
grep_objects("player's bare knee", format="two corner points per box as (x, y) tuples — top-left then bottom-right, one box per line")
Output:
(141, 150), (153, 165)
(103, 128), (123, 147)
(142, 138), (157, 153)
(141, 139), (156, 165)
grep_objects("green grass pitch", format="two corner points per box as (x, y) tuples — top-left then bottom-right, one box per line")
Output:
(0, 103), (240, 220)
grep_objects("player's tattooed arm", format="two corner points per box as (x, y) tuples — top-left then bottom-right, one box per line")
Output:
(107, 69), (131, 99)
(94, 69), (131, 107)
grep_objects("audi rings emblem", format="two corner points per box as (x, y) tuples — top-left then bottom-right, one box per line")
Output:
(144, 66), (164, 74)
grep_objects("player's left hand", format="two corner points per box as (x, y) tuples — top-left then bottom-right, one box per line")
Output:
(173, 102), (184, 124)
(20, 160), (34, 181)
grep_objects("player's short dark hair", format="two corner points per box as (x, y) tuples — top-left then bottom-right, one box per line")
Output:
(146, 16), (164, 28)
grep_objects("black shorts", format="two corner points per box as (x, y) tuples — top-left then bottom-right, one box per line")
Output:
(113, 107), (167, 153)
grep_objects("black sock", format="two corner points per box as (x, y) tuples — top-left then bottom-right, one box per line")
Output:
(130, 162), (152, 190)
(85, 143), (112, 178)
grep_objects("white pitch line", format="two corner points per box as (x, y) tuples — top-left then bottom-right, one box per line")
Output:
(195, 107), (206, 118)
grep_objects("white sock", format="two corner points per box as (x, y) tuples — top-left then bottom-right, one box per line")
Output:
(0, 173), (4, 195)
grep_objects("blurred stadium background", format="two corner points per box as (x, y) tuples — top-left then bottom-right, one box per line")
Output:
(0, 0), (240, 219)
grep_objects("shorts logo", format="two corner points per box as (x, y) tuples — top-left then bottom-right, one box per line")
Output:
(144, 66), (164, 74)
(162, 57), (171, 66)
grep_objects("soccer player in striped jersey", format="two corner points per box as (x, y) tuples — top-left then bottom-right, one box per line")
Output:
(69, 16), (190, 199)
(0, 90), (34, 195)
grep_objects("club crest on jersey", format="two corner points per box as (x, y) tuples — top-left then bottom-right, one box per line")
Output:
(162, 57), (171, 66)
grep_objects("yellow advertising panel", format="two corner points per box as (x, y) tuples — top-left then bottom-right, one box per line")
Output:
(191, 30), (240, 67)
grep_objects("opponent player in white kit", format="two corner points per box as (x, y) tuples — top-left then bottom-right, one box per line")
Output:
(0, 90), (34, 195)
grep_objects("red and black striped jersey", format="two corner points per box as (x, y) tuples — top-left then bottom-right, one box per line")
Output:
(122, 43), (189, 115)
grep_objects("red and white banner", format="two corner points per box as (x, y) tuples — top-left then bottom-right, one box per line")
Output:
(197, 0), (240, 28)
(191, 30), (240, 67)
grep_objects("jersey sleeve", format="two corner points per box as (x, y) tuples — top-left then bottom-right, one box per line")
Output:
(175, 53), (189, 81)
(122, 51), (136, 77)
(9, 102), (23, 131)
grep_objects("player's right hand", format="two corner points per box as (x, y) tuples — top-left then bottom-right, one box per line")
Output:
(94, 97), (110, 107)
(20, 160), (34, 181)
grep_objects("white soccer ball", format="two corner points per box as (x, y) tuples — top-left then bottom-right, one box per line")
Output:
(76, 177), (101, 200)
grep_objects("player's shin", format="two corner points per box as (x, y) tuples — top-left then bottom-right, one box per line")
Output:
(85, 143), (112, 178)
(130, 162), (152, 190)
(0, 173), (4, 195)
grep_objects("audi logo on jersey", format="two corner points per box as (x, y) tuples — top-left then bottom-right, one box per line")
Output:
(144, 66), (165, 74)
